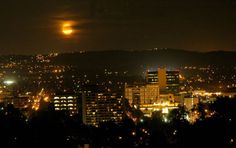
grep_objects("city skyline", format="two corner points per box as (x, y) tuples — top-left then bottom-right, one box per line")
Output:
(1, 0), (236, 54)
(0, 1), (235, 146)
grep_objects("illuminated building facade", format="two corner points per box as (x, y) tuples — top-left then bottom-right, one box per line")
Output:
(159, 93), (175, 103)
(81, 85), (123, 127)
(140, 101), (179, 117)
(125, 83), (159, 108)
(146, 68), (180, 95)
(138, 93), (178, 117)
(53, 94), (80, 116)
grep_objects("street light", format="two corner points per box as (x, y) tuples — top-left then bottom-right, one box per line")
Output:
(3, 80), (15, 85)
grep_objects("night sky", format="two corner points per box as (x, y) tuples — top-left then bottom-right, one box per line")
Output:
(1, 0), (236, 54)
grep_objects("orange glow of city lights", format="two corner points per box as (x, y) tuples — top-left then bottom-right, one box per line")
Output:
(43, 96), (49, 102)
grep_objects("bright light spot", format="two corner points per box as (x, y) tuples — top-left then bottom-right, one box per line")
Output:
(43, 96), (49, 102)
(62, 23), (73, 35)
(230, 138), (234, 144)
(32, 105), (39, 111)
(163, 116), (168, 123)
(140, 118), (144, 123)
(173, 130), (177, 135)
(162, 108), (169, 114)
(3, 80), (15, 85)
(132, 131), (136, 136)
(63, 29), (73, 35)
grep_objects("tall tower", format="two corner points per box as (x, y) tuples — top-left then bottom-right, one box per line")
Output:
(158, 68), (167, 91)
(146, 68), (179, 95)
(81, 85), (123, 127)
(166, 70), (180, 95)
(146, 70), (158, 84)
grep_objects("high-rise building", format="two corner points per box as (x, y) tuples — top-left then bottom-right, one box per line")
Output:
(146, 71), (158, 84)
(146, 68), (180, 95)
(53, 94), (80, 116)
(81, 85), (123, 127)
(166, 70), (180, 95)
(125, 83), (159, 108)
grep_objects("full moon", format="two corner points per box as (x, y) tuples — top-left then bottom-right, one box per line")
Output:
(62, 23), (73, 35)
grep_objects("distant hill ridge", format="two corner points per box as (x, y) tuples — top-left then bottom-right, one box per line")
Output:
(0, 49), (235, 73)
(51, 49), (236, 71)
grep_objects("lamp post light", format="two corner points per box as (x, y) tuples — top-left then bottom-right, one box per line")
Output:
(3, 79), (16, 96)
(3, 80), (15, 85)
